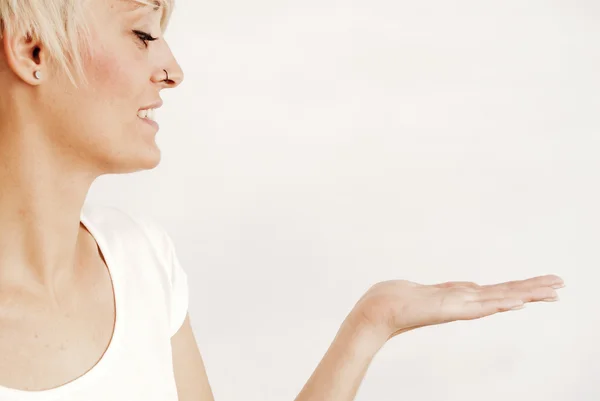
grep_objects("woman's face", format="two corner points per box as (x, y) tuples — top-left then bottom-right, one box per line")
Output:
(37, 0), (184, 174)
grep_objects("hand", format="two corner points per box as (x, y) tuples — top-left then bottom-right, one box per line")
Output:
(351, 274), (565, 340)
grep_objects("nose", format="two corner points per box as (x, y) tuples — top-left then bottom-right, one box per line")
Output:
(151, 46), (184, 88)
(152, 63), (184, 88)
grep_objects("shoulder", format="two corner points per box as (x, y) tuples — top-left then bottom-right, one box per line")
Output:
(81, 202), (175, 263)
(82, 202), (190, 338)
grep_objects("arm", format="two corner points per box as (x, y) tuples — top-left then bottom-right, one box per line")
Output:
(170, 309), (385, 401)
(171, 275), (564, 401)
(293, 312), (388, 401)
(295, 274), (564, 401)
(171, 313), (215, 401)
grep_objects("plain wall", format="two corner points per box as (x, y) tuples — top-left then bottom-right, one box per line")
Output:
(87, 0), (596, 400)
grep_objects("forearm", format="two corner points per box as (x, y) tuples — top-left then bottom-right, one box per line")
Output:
(294, 313), (388, 401)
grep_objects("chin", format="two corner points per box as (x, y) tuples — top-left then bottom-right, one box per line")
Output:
(104, 145), (162, 174)
(134, 153), (162, 172)
(129, 148), (162, 172)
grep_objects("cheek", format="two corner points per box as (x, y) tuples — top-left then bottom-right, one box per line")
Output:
(80, 48), (148, 140)
(77, 18), (146, 107)
(43, 31), (158, 169)
(86, 51), (141, 103)
(71, 50), (149, 155)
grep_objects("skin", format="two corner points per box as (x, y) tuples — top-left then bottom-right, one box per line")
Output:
(0, 0), (565, 398)
(292, 275), (564, 401)
(0, 0), (187, 393)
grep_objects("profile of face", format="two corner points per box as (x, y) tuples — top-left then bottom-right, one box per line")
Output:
(2, 0), (184, 175)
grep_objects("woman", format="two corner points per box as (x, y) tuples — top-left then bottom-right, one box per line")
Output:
(0, 0), (564, 400)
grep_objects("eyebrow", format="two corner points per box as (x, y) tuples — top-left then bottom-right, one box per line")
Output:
(123, 0), (162, 12)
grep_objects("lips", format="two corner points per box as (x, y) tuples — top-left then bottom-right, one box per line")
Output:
(137, 108), (156, 120)
(138, 115), (159, 131)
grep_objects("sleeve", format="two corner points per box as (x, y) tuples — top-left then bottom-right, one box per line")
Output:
(163, 230), (190, 337)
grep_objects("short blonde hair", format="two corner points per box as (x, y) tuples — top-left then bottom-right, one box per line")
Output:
(0, 0), (174, 87)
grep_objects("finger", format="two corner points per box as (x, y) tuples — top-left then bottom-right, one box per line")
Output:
(477, 286), (559, 303)
(488, 274), (564, 289)
(454, 298), (525, 321)
(481, 274), (564, 291)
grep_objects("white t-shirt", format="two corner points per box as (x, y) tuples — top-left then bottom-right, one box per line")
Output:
(0, 202), (189, 401)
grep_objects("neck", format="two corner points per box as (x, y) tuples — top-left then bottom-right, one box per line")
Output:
(0, 124), (98, 298)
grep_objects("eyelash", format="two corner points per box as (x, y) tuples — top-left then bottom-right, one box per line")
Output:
(133, 30), (158, 48)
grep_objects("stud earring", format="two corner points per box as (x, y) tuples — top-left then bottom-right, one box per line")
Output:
(34, 70), (41, 79)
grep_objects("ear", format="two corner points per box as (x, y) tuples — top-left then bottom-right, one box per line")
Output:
(2, 30), (47, 85)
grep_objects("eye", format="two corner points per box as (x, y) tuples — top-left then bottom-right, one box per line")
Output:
(133, 30), (158, 48)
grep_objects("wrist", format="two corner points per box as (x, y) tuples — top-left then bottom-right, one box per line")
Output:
(338, 309), (389, 358)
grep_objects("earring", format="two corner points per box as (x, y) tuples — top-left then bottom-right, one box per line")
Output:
(33, 70), (41, 79)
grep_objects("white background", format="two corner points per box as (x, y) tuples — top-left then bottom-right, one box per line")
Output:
(88, 0), (596, 400)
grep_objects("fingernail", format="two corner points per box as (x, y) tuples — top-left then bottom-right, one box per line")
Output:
(510, 304), (526, 311)
(542, 295), (559, 302)
(551, 284), (565, 289)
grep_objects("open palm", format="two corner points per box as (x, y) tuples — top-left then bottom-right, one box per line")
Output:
(354, 274), (564, 338)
